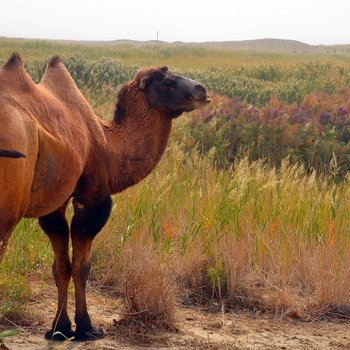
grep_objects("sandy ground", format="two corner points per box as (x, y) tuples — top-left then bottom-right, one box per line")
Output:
(2, 281), (350, 350)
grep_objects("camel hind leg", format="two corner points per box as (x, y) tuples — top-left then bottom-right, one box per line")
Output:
(0, 158), (32, 261)
(0, 184), (32, 261)
(0, 220), (19, 261)
(0, 117), (37, 259)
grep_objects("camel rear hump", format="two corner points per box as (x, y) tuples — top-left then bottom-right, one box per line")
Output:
(0, 53), (36, 93)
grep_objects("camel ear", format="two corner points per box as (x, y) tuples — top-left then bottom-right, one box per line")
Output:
(137, 67), (167, 90)
(139, 76), (149, 90)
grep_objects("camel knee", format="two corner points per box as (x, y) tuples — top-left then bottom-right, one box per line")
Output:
(52, 259), (72, 284)
(72, 260), (91, 287)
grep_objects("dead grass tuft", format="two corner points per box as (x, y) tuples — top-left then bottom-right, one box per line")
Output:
(118, 232), (176, 327)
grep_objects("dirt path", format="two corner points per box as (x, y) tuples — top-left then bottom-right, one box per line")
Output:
(2, 281), (350, 349)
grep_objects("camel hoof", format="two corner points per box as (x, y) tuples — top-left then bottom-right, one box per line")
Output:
(45, 328), (75, 341)
(74, 327), (106, 341)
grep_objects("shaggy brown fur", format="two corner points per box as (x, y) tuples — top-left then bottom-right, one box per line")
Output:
(0, 53), (210, 341)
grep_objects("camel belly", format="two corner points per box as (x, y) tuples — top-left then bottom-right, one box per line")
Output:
(24, 174), (77, 218)
(24, 133), (85, 218)
(24, 192), (72, 218)
(24, 157), (83, 217)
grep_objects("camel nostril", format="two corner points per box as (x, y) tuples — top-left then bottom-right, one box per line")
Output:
(195, 84), (206, 94)
(186, 93), (194, 100)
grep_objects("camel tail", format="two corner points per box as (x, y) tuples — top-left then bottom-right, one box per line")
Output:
(0, 149), (25, 158)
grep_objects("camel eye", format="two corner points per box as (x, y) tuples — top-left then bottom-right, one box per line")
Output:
(162, 79), (175, 89)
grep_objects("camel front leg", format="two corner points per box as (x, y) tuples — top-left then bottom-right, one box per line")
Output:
(70, 196), (112, 341)
(39, 208), (73, 341)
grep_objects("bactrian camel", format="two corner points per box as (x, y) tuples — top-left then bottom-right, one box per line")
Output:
(0, 53), (210, 341)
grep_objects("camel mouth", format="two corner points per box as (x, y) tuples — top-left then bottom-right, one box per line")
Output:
(194, 96), (212, 106)
(187, 94), (212, 104)
(187, 94), (211, 104)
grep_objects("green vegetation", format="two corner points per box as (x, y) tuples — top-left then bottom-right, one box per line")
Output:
(1, 38), (350, 324)
(1, 38), (350, 108)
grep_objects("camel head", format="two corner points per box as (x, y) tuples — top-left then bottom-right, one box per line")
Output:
(136, 66), (211, 118)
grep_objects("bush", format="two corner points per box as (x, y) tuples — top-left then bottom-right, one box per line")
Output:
(185, 90), (350, 176)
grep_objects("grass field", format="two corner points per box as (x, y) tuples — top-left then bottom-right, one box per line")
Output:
(1, 38), (350, 329)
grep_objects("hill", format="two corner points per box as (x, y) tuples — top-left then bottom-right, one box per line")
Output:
(90, 38), (350, 54)
(200, 38), (316, 52)
(1, 36), (350, 55)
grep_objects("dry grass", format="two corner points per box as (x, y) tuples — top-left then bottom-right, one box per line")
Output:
(217, 231), (350, 319)
(3, 143), (350, 326)
(118, 232), (176, 325)
(91, 145), (350, 322)
(103, 231), (177, 344)
(2, 40), (350, 342)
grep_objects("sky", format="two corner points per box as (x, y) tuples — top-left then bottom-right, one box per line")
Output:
(0, 0), (349, 45)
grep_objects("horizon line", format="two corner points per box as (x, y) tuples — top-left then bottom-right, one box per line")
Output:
(1, 36), (350, 47)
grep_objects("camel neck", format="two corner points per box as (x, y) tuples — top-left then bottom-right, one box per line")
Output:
(102, 82), (173, 194)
